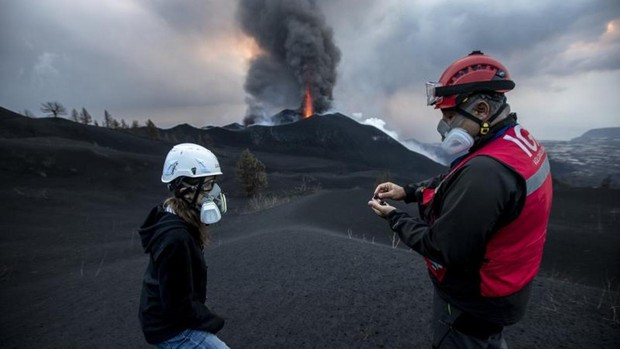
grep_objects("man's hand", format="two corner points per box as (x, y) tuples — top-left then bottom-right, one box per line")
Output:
(368, 198), (396, 218)
(373, 182), (406, 201)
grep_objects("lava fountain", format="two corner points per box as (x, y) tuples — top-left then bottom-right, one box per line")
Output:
(303, 85), (314, 118)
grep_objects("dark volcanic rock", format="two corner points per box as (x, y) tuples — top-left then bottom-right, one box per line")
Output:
(220, 122), (245, 131)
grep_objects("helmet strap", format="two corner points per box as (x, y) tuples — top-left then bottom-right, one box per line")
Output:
(190, 180), (204, 207)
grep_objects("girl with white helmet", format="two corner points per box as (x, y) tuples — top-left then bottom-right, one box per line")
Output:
(138, 143), (229, 348)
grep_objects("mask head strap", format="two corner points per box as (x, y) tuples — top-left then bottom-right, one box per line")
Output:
(468, 112), (518, 152)
(169, 177), (206, 209)
(454, 99), (508, 136)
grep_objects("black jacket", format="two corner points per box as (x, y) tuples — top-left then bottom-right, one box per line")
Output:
(138, 205), (224, 344)
(388, 155), (530, 326)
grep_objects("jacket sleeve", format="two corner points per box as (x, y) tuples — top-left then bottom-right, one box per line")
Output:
(403, 175), (446, 203)
(155, 237), (225, 334)
(388, 157), (523, 267)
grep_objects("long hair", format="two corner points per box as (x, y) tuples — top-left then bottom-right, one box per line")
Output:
(163, 196), (210, 249)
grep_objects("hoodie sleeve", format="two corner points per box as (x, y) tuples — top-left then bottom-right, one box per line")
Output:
(155, 236), (225, 334)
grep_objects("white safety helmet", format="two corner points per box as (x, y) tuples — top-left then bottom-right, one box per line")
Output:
(161, 143), (223, 183)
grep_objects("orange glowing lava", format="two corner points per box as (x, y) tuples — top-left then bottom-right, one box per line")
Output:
(303, 86), (314, 118)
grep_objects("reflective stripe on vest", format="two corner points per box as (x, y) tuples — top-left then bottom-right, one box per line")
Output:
(526, 156), (550, 195)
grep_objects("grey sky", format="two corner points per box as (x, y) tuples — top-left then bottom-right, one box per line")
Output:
(1, 0), (618, 142)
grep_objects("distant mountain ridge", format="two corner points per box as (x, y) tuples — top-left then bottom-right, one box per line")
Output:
(543, 126), (620, 188)
(3, 105), (616, 188)
(195, 113), (445, 177)
(0, 107), (445, 184)
(0, 106), (169, 155)
(572, 127), (620, 141)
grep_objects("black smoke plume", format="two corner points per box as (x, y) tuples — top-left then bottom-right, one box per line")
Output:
(237, 0), (341, 125)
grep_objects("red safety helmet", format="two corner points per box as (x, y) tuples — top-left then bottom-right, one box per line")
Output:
(426, 51), (515, 109)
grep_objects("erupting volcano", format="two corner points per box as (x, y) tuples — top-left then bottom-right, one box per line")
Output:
(238, 0), (341, 126)
(303, 86), (314, 118)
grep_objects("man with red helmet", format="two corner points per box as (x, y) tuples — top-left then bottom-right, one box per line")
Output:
(369, 51), (553, 348)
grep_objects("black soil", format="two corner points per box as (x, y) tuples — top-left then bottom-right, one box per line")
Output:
(0, 107), (618, 348)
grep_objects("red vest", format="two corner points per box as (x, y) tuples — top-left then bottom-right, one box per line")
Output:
(423, 125), (553, 297)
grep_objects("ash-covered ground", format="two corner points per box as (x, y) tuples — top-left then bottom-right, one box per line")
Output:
(0, 107), (618, 348)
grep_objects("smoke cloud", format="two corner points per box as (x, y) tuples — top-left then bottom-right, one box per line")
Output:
(351, 112), (447, 165)
(237, 0), (341, 125)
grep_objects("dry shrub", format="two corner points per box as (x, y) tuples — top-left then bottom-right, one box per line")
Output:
(247, 193), (290, 212)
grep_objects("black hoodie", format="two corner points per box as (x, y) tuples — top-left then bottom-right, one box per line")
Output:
(138, 204), (224, 344)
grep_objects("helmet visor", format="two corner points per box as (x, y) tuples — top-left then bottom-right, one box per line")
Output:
(425, 82), (443, 106)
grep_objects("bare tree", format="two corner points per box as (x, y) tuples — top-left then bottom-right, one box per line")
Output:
(23, 109), (35, 118)
(94, 120), (99, 127)
(102, 110), (121, 129)
(79, 108), (92, 125)
(131, 120), (139, 129)
(40, 101), (67, 118)
(146, 119), (159, 140)
(120, 119), (128, 129)
(236, 148), (268, 197)
(70, 108), (79, 122)
(104, 110), (113, 128)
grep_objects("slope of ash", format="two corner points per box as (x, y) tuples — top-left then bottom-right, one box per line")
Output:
(0, 106), (618, 348)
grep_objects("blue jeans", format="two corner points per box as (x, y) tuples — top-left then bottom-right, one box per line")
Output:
(156, 330), (229, 349)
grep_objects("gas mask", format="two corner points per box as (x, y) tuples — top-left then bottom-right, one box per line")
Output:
(437, 115), (475, 157)
(198, 183), (227, 224)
